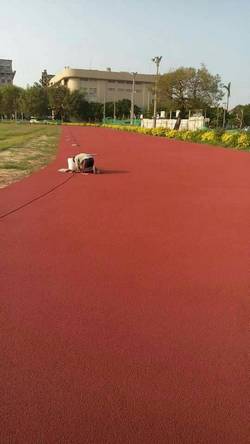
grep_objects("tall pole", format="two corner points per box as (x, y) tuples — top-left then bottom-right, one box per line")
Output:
(103, 82), (106, 122)
(222, 103), (226, 129)
(152, 56), (162, 128)
(130, 72), (137, 125)
(240, 108), (244, 129)
(222, 82), (231, 129)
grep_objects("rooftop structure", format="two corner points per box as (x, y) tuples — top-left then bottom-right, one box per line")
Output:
(50, 67), (155, 110)
(0, 59), (16, 85)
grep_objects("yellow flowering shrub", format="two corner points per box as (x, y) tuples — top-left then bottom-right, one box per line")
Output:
(221, 132), (238, 147)
(200, 131), (217, 144)
(151, 128), (165, 136)
(182, 130), (194, 141)
(165, 129), (178, 138)
(236, 133), (250, 149)
(137, 127), (152, 135)
(175, 130), (194, 141)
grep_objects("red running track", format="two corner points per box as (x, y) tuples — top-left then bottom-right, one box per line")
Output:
(0, 126), (249, 443)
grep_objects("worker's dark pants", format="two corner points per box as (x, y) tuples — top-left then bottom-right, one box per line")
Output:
(82, 158), (94, 169)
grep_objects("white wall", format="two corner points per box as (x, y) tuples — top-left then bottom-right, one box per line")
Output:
(142, 116), (207, 131)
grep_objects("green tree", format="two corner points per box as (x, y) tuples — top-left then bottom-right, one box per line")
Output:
(0, 85), (24, 118)
(158, 65), (223, 113)
(23, 84), (49, 118)
(64, 90), (89, 120)
(0, 87), (3, 117)
(229, 104), (250, 128)
(104, 102), (115, 118)
(103, 99), (141, 120)
(87, 102), (103, 121)
(48, 85), (69, 120)
(40, 70), (51, 88)
(115, 99), (140, 118)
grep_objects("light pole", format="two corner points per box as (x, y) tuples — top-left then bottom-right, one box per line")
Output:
(222, 102), (227, 129)
(152, 56), (162, 128)
(103, 82), (106, 123)
(130, 72), (137, 125)
(222, 82), (231, 129)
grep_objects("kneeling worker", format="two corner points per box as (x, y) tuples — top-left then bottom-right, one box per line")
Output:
(73, 152), (98, 173)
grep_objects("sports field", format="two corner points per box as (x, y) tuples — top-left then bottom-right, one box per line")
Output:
(0, 126), (249, 443)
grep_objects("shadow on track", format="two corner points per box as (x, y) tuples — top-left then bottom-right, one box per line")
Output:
(99, 169), (129, 175)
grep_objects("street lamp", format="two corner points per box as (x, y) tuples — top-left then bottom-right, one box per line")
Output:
(222, 82), (231, 128)
(152, 56), (162, 128)
(103, 82), (106, 122)
(130, 72), (137, 125)
(222, 102), (227, 130)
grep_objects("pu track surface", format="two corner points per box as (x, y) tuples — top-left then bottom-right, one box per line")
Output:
(0, 126), (249, 444)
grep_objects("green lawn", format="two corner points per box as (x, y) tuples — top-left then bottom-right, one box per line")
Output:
(0, 122), (61, 188)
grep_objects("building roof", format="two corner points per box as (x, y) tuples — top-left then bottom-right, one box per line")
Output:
(50, 67), (155, 85)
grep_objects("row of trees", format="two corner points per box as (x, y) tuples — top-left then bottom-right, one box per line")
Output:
(156, 65), (249, 128)
(0, 64), (249, 128)
(0, 84), (140, 121)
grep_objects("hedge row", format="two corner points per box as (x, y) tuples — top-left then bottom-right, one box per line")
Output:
(64, 122), (250, 150)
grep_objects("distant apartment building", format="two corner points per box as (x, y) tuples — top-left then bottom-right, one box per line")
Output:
(0, 59), (16, 85)
(50, 67), (155, 110)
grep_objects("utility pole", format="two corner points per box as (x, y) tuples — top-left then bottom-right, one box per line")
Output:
(103, 82), (106, 122)
(222, 82), (231, 129)
(130, 72), (137, 125)
(240, 108), (244, 129)
(222, 103), (227, 129)
(152, 56), (162, 128)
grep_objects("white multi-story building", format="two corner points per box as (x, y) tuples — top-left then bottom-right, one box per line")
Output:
(0, 59), (16, 85)
(50, 67), (155, 110)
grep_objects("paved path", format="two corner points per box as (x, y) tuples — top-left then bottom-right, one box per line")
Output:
(1, 126), (249, 443)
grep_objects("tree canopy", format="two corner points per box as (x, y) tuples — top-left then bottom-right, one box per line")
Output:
(0, 85), (23, 118)
(229, 104), (250, 128)
(158, 65), (223, 113)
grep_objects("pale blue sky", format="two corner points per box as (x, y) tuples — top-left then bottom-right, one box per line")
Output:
(1, 0), (249, 107)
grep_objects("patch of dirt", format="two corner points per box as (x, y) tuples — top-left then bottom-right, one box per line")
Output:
(0, 135), (57, 189)
(0, 169), (30, 188)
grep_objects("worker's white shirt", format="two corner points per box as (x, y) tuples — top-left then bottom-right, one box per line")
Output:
(74, 153), (93, 165)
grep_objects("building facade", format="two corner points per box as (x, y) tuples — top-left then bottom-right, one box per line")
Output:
(0, 59), (16, 85)
(50, 67), (155, 110)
